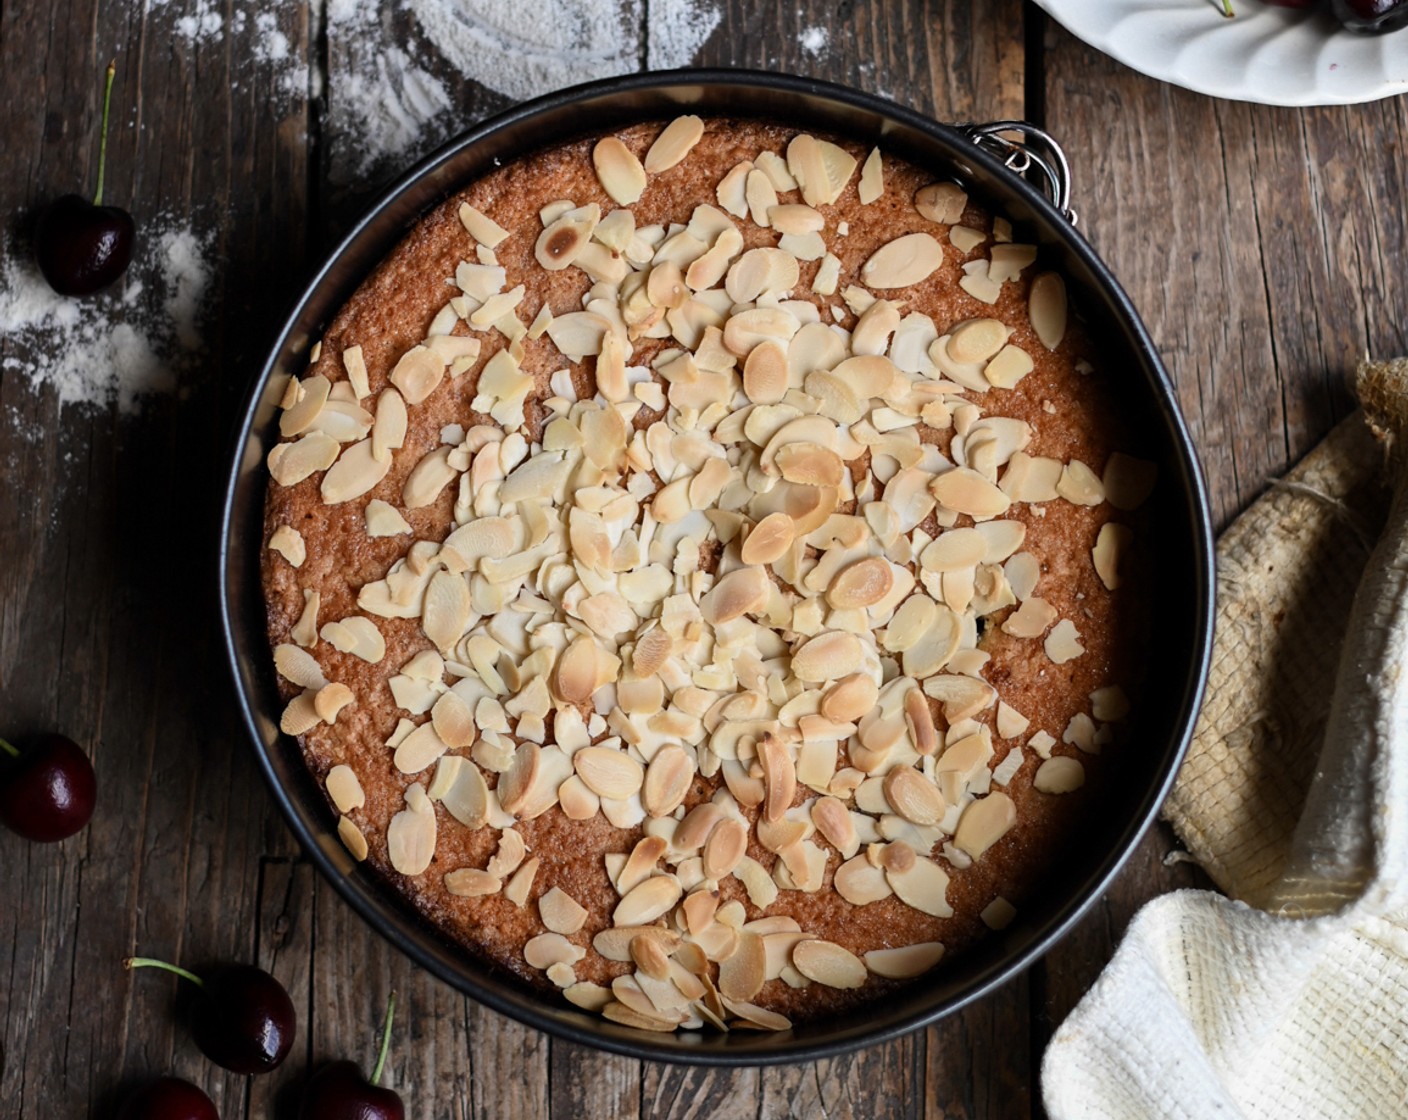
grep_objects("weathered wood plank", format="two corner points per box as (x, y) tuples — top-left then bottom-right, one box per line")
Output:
(641, 1063), (762, 1120)
(925, 972), (1033, 1120)
(468, 1000), (551, 1120)
(550, 1040), (642, 1120)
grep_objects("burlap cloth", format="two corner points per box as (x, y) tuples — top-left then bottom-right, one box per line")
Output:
(1043, 361), (1408, 1118)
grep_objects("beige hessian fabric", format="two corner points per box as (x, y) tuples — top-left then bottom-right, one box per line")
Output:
(1042, 395), (1408, 1120)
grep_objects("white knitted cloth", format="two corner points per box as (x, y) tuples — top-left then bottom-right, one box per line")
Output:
(1042, 407), (1408, 1120)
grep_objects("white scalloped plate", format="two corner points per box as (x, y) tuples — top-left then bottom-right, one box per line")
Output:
(1035, 0), (1408, 105)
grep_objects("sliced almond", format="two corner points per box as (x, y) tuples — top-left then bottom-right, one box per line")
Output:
(645, 115), (704, 173)
(525, 932), (586, 970)
(740, 512), (795, 565)
(822, 673), (879, 723)
(337, 816), (369, 861)
(268, 431), (339, 487)
(387, 784), (437, 876)
(857, 147), (883, 204)
(914, 182), (967, 224)
(389, 345), (445, 406)
(833, 854), (893, 905)
(792, 940), (866, 989)
(503, 856), (539, 907)
(948, 318), (1009, 364)
(775, 442), (844, 487)
(985, 344), (1034, 389)
(268, 525), (306, 567)
(1029, 272), (1067, 350)
(953, 792), (1017, 859)
(826, 557), (893, 610)
(1044, 619), (1085, 664)
(613, 874), (683, 926)
(757, 733), (796, 824)
(423, 569), (471, 651)
(742, 339), (789, 404)
(458, 203), (509, 247)
(810, 796), (856, 855)
(718, 932), (767, 1000)
(886, 855), (952, 918)
(554, 637), (600, 705)
(1092, 522), (1133, 590)
(1034, 755), (1086, 794)
(496, 743), (541, 816)
(791, 631), (863, 683)
(444, 868), (501, 897)
(326, 765), (365, 813)
(1002, 596), (1057, 638)
(643, 746), (694, 817)
(314, 682), (354, 724)
(692, 820), (742, 884)
(402, 446), (458, 509)
(864, 941), (945, 979)
(574, 746), (645, 800)
(274, 643), (328, 689)
(932, 467), (1011, 520)
(593, 137), (647, 205)
(883, 766), (945, 827)
(861, 233), (944, 289)
(539, 886), (589, 935)
(280, 374), (331, 437)
(342, 346), (371, 400)
(700, 565), (769, 626)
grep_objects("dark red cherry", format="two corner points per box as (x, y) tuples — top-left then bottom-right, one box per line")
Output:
(300, 994), (404, 1120)
(0, 733), (97, 841)
(1331, 0), (1408, 31)
(35, 61), (134, 296)
(115, 1077), (219, 1120)
(299, 1061), (405, 1120)
(125, 958), (296, 1075)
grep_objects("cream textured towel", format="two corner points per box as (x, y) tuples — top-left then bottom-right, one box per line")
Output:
(1042, 383), (1408, 1119)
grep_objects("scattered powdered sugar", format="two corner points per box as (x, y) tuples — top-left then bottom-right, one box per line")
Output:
(0, 223), (210, 416)
(798, 25), (829, 58)
(648, 0), (723, 70)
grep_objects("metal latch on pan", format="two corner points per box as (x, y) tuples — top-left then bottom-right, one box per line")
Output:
(959, 121), (1077, 226)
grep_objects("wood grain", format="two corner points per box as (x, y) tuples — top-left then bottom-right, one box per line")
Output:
(2, 1), (1401, 1117)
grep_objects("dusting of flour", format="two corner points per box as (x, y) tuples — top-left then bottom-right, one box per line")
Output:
(0, 226), (210, 416)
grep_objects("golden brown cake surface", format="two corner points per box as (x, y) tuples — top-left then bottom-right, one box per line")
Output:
(261, 117), (1154, 1030)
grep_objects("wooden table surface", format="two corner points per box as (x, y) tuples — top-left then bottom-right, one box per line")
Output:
(2, 1), (1404, 1116)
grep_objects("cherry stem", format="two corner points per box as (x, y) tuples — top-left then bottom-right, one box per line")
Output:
(1220, 0), (1234, 15)
(370, 991), (396, 1087)
(94, 60), (116, 207)
(124, 956), (205, 988)
(0, 738), (19, 759)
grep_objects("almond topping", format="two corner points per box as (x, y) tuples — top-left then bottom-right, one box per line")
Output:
(1029, 272), (1067, 350)
(826, 557), (893, 610)
(822, 673), (879, 723)
(700, 566), (770, 626)
(742, 339), (789, 404)
(757, 732), (797, 824)
(948, 318), (1010, 364)
(740, 512), (796, 565)
(593, 137), (647, 205)
(643, 746), (694, 817)
(792, 940), (867, 989)
(268, 431), (339, 487)
(314, 683), (354, 724)
(539, 886), (589, 935)
(864, 942), (945, 979)
(326, 765), (365, 813)
(861, 233), (944, 289)
(914, 182), (968, 224)
(810, 796), (856, 855)
(791, 630), (863, 683)
(554, 637), (600, 705)
(1092, 522), (1133, 590)
(644, 115), (704, 173)
(883, 766), (945, 827)
(702, 817), (748, 879)
(387, 784), (436, 876)
(954, 792), (1018, 859)
(1034, 755), (1086, 794)
(574, 746), (645, 800)
(444, 868), (501, 897)
(718, 932), (767, 1000)
(613, 874), (682, 926)
(886, 854), (952, 917)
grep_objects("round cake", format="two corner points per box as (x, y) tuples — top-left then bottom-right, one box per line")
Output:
(261, 116), (1156, 1032)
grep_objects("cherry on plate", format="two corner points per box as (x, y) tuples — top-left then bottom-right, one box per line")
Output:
(0, 733), (97, 842)
(115, 1077), (219, 1120)
(35, 60), (135, 296)
(124, 957), (297, 1075)
(1332, 0), (1408, 31)
(299, 993), (405, 1120)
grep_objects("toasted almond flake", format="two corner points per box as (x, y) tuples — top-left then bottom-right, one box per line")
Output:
(503, 856), (539, 907)
(642, 746), (694, 818)
(822, 673), (879, 723)
(429, 689), (476, 749)
(932, 467), (1011, 520)
(914, 182), (968, 224)
(314, 682), (354, 724)
(857, 147), (883, 204)
(1029, 272), (1067, 350)
(810, 796), (857, 855)
(387, 784), (437, 876)
(826, 557), (893, 610)
(775, 442), (844, 487)
(280, 374), (331, 436)
(280, 690), (321, 735)
(745, 169), (779, 228)
(538, 886), (589, 935)
(630, 931), (674, 982)
(292, 589), (320, 648)
(554, 637), (600, 706)
(268, 431), (339, 487)
(742, 339), (789, 404)
(274, 643), (328, 689)
(949, 225), (985, 254)
(393, 720), (450, 775)
(459, 203), (509, 247)
(702, 817), (748, 880)
(497, 743), (541, 816)
(402, 447), (457, 509)
(338, 816), (369, 861)
(740, 512), (795, 566)
(975, 898), (1016, 932)
(1092, 522), (1132, 590)
(269, 525), (306, 567)
(574, 746), (644, 800)
(883, 766), (945, 826)
(632, 628), (673, 678)
(1102, 453), (1158, 510)
(1044, 619), (1085, 664)
(326, 765), (365, 813)
(948, 318), (1010, 364)
(319, 437), (389, 505)
(701, 566), (769, 626)
(757, 733), (797, 824)
(769, 203), (824, 235)
(953, 792), (1017, 859)
(564, 982), (613, 1012)
(341, 346), (371, 400)
(593, 137), (647, 205)
(886, 854), (952, 917)
(601, 1001), (678, 1032)
(645, 115), (704, 172)
(786, 134), (856, 207)
(792, 940), (867, 989)
(864, 941), (945, 979)
(984, 343), (1034, 389)
(613, 874), (683, 926)
(791, 631), (863, 683)
(718, 932), (767, 1000)
(861, 233), (944, 289)
(389, 345), (445, 406)
(1057, 459), (1105, 506)
(716, 161), (752, 217)
(423, 569), (471, 652)
(1034, 755), (1086, 794)
(1002, 596), (1057, 639)
(444, 868), (501, 897)
(525, 932), (585, 971)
